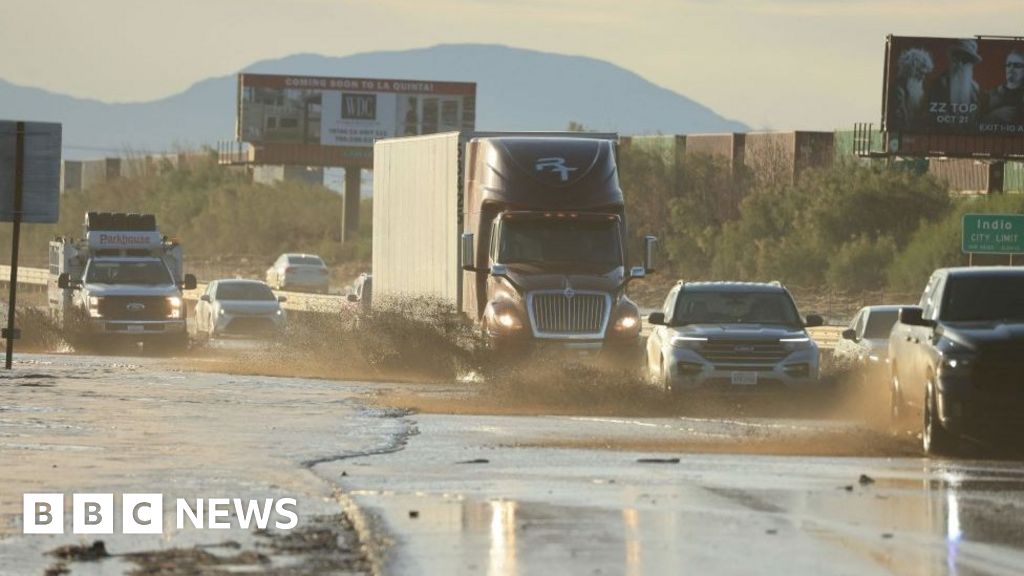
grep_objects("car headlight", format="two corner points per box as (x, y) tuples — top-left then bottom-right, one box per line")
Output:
(941, 355), (974, 372)
(616, 315), (638, 330)
(88, 296), (102, 318)
(780, 336), (813, 351)
(275, 309), (283, 317)
(671, 335), (707, 349)
(166, 296), (183, 319)
(218, 307), (226, 317)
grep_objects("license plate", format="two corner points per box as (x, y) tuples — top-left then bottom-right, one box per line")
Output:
(731, 372), (757, 386)
(125, 324), (144, 333)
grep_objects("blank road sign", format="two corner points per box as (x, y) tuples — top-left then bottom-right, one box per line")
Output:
(0, 121), (62, 223)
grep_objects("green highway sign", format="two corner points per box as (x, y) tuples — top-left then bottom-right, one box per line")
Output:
(962, 213), (1024, 254)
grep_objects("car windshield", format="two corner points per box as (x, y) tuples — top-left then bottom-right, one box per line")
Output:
(288, 256), (324, 267)
(673, 291), (802, 326)
(216, 283), (276, 301)
(941, 275), (1024, 322)
(863, 310), (899, 338)
(85, 261), (173, 285)
(497, 218), (623, 268)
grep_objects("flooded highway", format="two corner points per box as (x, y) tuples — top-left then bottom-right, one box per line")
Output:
(1, 352), (1022, 575)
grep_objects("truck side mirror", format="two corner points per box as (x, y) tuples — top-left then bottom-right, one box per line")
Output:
(805, 314), (824, 328)
(490, 263), (508, 278)
(643, 236), (657, 273)
(183, 274), (197, 290)
(57, 273), (71, 289)
(841, 328), (856, 341)
(278, 295), (288, 303)
(648, 312), (666, 326)
(629, 266), (646, 280)
(461, 233), (477, 271)
(898, 306), (935, 328)
(200, 294), (211, 303)
(347, 294), (359, 303)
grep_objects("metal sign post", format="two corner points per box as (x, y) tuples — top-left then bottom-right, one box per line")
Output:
(4, 122), (25, 369)
(1, 120), (62, 369)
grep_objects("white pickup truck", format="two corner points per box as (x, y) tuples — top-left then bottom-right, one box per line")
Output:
(49, 212), (196, 352)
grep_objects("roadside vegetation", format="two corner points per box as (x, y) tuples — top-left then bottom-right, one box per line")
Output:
(4, 145), (1019, 300)
(620, 147), (1023, 295)
(0, 151), (371, 271)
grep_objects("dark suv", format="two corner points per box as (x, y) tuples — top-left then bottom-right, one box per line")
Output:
(645, 281), (823, 393)
(890, 266), (1024, 455)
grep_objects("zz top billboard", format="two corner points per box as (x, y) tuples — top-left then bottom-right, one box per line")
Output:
(883, 36), (1024, 136)
(237, 73), (476, 149)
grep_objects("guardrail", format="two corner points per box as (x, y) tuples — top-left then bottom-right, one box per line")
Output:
(0, 266), (356, 315)
(3, 266), (844, 348)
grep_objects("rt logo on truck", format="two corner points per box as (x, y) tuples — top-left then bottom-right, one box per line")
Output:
(535, 157), (577, 182)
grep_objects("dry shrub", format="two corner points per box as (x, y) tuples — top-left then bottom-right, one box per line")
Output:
(8, 306), (67, 352)
(277, 296), (483, 381)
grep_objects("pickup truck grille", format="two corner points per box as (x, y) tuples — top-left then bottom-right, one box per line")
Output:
(529, 292), (609, 337)
(699, 340), (788, 366)
(98, 296), (171, 321)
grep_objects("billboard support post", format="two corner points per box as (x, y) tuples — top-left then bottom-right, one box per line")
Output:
(343, 165), (361, 241)
(5, 122), (25, 370)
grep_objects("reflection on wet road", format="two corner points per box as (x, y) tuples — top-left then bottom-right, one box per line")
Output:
(324, 414), (1024, 575)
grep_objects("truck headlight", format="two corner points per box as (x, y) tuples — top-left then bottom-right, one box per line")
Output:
(167, 296), (183, 319)
(88, 296), (102, 318)
(780, 336), (813, 351)
(615, 315), (638, 330)
(671, 335), (707, 349)
(487, 302), (522, 331)
(496, 312), (519, 329)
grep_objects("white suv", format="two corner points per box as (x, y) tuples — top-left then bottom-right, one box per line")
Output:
(645, 281), (823, 393)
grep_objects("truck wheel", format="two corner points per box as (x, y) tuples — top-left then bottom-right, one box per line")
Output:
(923, 379), (957, 456)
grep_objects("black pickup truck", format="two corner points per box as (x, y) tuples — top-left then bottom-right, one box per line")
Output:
(889, 266), (1024, 455)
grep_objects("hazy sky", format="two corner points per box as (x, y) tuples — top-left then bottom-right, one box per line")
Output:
(2, 0), (1019, 130)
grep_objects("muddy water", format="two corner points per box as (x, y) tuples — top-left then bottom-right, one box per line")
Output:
(324, 413), (1024, 576)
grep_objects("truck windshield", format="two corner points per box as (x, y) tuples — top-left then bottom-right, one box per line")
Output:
(86, 261), (173, 285)
(941, 275), (1024, 322)
(673, 291), (802, 327)
(497, 219), (623, 268)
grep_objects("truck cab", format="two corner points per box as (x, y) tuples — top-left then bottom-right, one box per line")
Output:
(459, 136), (654, 358)
(49, 212), (196, 352)
(373, 132), (655, 362)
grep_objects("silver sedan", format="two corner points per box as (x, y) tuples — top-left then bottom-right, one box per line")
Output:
(193, 279), (287, 338)
(266, 253), (330, 294)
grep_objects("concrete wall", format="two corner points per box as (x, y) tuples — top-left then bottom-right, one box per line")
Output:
(252, 165), (325, 186)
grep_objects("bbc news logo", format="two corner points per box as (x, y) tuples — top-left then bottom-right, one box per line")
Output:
(23, 494), (298, 534)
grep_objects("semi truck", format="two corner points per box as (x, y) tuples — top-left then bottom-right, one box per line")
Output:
(372, 131), (655, 358)
(48, 212), (196, 352)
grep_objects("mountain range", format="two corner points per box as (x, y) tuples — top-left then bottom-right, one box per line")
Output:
(1, 44), (748, 160)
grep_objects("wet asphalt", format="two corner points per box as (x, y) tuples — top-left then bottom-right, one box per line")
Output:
(0, 352), (1022, 575)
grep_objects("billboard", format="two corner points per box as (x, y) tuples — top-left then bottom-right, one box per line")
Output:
(237, 74), (476, 156)
(883, 36), (1024, 136)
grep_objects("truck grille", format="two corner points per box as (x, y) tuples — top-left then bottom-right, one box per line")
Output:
(529, 292), (608, 337)
(699, 340), (788, 366)
(98, 296), (171, 321)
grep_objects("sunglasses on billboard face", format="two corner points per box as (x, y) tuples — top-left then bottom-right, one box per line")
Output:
(1006, 62), (1024, 69)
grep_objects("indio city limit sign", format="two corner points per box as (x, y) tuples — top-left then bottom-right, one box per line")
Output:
(962, 213), (1024, 254)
